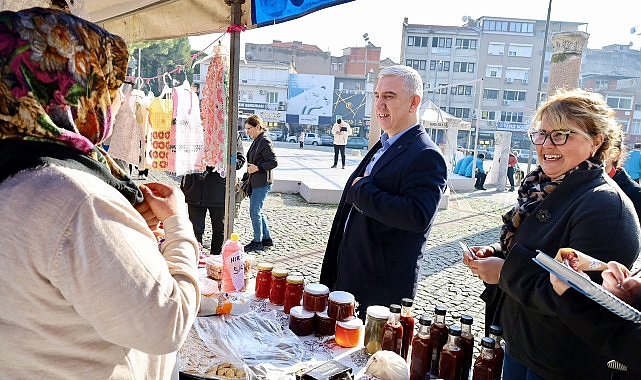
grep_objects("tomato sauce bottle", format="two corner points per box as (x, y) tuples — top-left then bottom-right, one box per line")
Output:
(438, 325), (463, 380)
(409, 315), (432, 380)
(472, 337), (497, 380)
(489, 325), (504, 380)
(429, 305), (448, 377)
(400, 298), (415, 360)
(381, 304), (404, 355)
(460, 315), (474, 380)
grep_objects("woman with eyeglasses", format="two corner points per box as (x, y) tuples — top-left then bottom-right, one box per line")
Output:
(462, 88), (640, 380)
(243, 114), (278, 252)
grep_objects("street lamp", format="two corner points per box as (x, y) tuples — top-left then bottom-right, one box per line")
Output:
(363, 33), (370, 79)
(432, 60), (443, 101)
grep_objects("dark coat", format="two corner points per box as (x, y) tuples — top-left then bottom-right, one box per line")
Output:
(245, 132), (277, 188)
(489, 168), (640, 380)
(181, 133), (245, 207)
(319, 124), (447, 314)
(613, 168), (641, 222)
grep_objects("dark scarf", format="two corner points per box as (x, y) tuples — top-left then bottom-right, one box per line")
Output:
(499, 159), (603, 252)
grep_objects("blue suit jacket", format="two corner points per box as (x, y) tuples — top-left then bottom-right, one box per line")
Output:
(320, 124), (447, 314)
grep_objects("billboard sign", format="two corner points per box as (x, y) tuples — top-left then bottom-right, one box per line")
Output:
(287, 73), (334, 125)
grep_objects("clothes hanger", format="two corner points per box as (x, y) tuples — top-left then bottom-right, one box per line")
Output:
(131, 77), (146, 97)
(159, 73), (173, 99)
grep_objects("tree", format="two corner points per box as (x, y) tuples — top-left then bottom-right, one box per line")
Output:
(128, 37), (193, 96)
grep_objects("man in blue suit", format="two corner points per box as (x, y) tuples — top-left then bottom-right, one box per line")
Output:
(320, 65), (448, 317)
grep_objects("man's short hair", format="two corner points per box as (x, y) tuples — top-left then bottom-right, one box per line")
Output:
(378, 65), (423, 98)
(634, 142), (641, 149)
(478, 153), (485, 159)
(337, 118), (342, 124)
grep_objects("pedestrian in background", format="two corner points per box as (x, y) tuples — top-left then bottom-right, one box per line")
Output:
(298, 131), (305, 149)
(468, 153), (487, 190)
(623, 142), (641, 183)
(507, 149), (518, 191)
(331, 118), (352, 169)
(244, 114), (278, 252)
(0, 8), (200, 378)
(320, 65), (447, 318)
(462, 88), (640, 379)
(181, 133), (245, 254)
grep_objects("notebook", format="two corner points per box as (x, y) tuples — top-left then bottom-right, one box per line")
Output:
(533, 250), (641, 322)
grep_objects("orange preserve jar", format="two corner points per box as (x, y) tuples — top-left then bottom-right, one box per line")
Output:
(289, 306), (315, 336)
(335, 317), (363, 348)
(269, 267), (289, 306)
(283, 275), (305, 313)
(254, 262), (274, 299)
(327, 291), (355, 321)
(302, 283), (330, 312)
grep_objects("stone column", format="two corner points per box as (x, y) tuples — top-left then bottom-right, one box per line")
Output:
(444, 119), (460, 172)
(487, 131), (512, 191)
(548, 31), (589, 95)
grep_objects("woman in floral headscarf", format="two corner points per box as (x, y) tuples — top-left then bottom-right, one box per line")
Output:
(0, 8), (199, 379)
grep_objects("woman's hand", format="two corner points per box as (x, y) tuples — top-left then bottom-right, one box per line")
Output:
(467, 257), (504, 284)
(247, 163), (259, 174)
(550, 273), (571, 295)
(602, 261), (641, 306)
(462, 245), (493, 266)
(135, 183), (185, 230)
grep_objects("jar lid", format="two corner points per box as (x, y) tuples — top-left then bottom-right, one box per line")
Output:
(366, 305), (390, 320)
(481, 337), (496, 349)
(434, 305), (447, 315)
(289, 306), (314, 318)
(272, 267), (289, 277)
(489, 325), (503, 336)
(418, 315), (432, 326)
(286, 275), (304, 284)
(448, 325), (462, 336)
(401, 298), (413, 307)
(315, 310), (330, 319)
(389, 304), (401, 314)
(257, 262), (274, 271)
(337, 317), (363, 330)
(328, 290), (355, 304)
(460, 315), (473, 325)
(304, 283), (330, 295)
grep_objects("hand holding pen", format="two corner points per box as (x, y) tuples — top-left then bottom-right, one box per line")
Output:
(602, 262), (641, 307)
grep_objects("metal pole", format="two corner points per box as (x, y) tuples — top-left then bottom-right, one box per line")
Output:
(224, 0), (244, 239)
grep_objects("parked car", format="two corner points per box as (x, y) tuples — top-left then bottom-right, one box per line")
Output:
(320, 134), (334, 146)
(346, 136), (368, 150)
(286, 135), (298, 143)
(268, 130), (283, 141)
(286, 133), (322, 145)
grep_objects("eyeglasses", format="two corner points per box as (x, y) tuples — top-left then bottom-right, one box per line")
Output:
(529, 130), (575, 146)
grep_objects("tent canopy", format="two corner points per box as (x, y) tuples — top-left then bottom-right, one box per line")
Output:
(420, 99), (457, 127)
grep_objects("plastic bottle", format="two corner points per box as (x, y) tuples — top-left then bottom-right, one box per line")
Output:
(438, 325), (463, 380)
(429, 305), (448, 377)
(409, 315), (432, 380)
(399, 298), (415, 360)
(221, 233), (245, 292)
(472, 337), (497, 380)
(460, 315), (475, 380)
(381, 304), (404, 355)
(488, 325), (505, 380)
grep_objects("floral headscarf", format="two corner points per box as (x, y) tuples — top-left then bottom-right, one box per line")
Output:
(0, 7), (143, 204)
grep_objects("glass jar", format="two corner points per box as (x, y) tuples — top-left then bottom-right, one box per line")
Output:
(364, 305), (390, 354)
(335, 317), (363, 348)
(254, 262), (274, 299)
(269, 267), (289, 306)
(315, 309), (335, 336)
(302, 283), (330, 312)
(283, 275), (305, 314)
(327, 291), (355, 321)
(289, 306), (315, 336)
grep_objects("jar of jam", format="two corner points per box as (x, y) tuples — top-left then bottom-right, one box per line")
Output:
(335, 317), (363, 348)
(269, 267), (289, 306)
(254, 262), (274, 299)
(315, 309), (335, 336)
(283, 275), (305, 313)
(327, 291), (355, 321)
(302, 283), (330, 312)
(364, 305), (390, 354)
(289, 306), (315, 336)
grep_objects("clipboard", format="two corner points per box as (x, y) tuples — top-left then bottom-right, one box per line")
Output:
(533, 250), (641, 322)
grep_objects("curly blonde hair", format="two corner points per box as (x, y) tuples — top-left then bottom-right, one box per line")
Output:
(530, 88), (620, 162)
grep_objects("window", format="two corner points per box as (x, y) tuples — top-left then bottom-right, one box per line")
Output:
(266, 92), (278, 103)
(430, 60), (450, 71)
(507, 44), (533, 58)
(483, 20), (508, 31)
(504, 90), (526, 101)
(509, 22), (534, 33)
(481, 110), (496, 120)
(500, 111), (524, 122)
(606, 96), (633, 110)
(455, 38), (478, 49)
(408, 36), (428, 47)
(432, 37), (452, 48)
(631, 119), (641, 135)
(453, 62), (475, 73)
(488, 43), (505, 56)
(454, 85), (473, 95)
(331, 62), (343, 71)
(448, 107), (471, 118)
(486, 65), (502, 78)
(406, 59), (427, 70)
(484, 89), (500, 100)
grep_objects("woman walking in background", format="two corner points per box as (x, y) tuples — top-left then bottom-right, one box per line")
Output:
(243, 115), (278, 252)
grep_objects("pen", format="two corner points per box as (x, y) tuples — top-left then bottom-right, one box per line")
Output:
(616, 267), (641, 288)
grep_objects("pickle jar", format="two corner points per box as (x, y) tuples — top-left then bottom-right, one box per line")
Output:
(283, 275), (305, 314)
(289, 306), (315, 336)
(315, 309), (335, 336)
(335, 317), (363, 348)
(327, 291), (355, 321)
(302, 283), (330, 312)
(254, 262), (274, 299)
(364, 305), (391, 354)
(269, 267), (289, 306)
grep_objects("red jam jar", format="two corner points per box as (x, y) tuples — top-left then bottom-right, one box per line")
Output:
(302, 283), (330, 312)
(327, 291), (355, 321)
(269, 267), (289, 306)
(254, 262), (274, 299)
(289, 306), (315, 336)
(315, 309), (335, 336)
(283, 275), (305, 314)
(335, 317), (363, 348)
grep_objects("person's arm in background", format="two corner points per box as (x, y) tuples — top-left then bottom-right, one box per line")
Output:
(236, 132), (246, 170)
